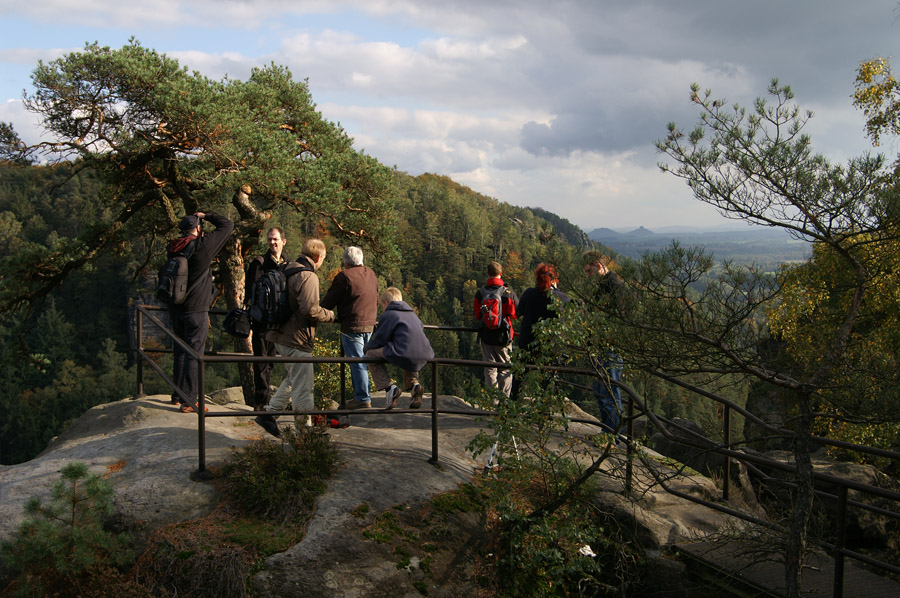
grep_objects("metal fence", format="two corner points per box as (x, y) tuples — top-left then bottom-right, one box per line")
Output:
(135, 303), (900, 597)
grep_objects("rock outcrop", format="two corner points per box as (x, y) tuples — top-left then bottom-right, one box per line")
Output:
(0, 391), (747, 596)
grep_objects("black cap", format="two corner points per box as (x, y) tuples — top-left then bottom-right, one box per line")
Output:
(178, 214), (201, 233)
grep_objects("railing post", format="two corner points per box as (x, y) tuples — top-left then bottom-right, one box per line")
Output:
(429, 360), (439, 464)
(723, 405), (731, 501)
(625, 391), (633, 496)
(834, 485), (848, 598)
(135, 307), (144, 398)
(339, 341), (347, 407)
(195, 355), (209, 479)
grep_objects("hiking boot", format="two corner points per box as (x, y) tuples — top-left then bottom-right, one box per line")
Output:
(345, 399), (374, 410)
(409, 383), (423, 409)
(383, 385), (401, 410)
(254, 414), (282, 438)
(180, 403), (209, 413)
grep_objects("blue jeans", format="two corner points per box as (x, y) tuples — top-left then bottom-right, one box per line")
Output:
(593, 353), (623, 433)
(342, 332), (372, 403)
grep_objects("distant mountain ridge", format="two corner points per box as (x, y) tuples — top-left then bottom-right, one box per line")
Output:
(587, 225), (810, 269)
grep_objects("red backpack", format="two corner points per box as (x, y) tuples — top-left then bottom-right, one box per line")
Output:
(478, 285), (512, 344)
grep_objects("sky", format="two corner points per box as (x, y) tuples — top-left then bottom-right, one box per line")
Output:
(1, 1), (898, 232)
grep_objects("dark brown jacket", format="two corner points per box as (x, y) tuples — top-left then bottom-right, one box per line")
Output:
(320, 265), (378, 334)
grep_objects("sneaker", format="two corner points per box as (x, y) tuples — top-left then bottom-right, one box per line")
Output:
(409, 383), (423, 409)
(254, 414), (282, 438)
(345, 399), (374, 410)
(383, 385), (401, 410)
(179, 403), (209, 413)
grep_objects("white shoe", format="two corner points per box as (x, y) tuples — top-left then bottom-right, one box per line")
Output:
(383, 385), (401, 410)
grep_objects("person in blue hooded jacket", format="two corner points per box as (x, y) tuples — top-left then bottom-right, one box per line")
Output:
(364, 287), (434, 410)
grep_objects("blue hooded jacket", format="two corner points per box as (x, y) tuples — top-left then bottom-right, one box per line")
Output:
(364, 301), (434, 372)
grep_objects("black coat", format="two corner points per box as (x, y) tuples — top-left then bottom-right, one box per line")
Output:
(516, 286), (571, 351)
(167, 212), (234, 314)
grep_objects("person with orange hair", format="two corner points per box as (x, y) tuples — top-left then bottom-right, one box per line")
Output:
(511, 262), (570, 399)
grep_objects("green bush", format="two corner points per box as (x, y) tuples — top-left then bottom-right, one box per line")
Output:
(0, 462), (134, 597)
(484, 464), (639, 597)
(218, 426), (339, 523)
(134, 427), (340, 597)
(314, 337), (344, 408)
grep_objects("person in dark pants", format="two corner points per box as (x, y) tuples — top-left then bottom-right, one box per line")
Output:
(364, 287), (434, 410)
(510, 263), (570, 400)
(167, 211), (234, 413)
(245, 227), (287, 410)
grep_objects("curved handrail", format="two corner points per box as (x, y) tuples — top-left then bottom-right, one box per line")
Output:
(135, 303), (900, 595)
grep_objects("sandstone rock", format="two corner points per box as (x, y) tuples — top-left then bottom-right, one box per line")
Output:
(0, 389), (755, 596)
(649, 417), (726, 477)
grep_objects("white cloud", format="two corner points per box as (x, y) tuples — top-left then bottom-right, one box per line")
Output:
(0, 0), (896, 230)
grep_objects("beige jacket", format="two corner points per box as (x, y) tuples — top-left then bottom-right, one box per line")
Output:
(266, 256), (334, 351)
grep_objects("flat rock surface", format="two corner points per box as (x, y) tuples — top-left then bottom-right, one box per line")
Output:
(0, 391), (738, 596)
(0, 392), (492, 545)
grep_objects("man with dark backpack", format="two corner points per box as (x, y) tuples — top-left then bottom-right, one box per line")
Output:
(163, 211), (234, 413)
(254, 238), (334, 437)
(245, 227), (287, 410)
(473, 261), (518, 396)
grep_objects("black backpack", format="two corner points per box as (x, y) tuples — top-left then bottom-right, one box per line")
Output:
(223, 308), (252, 338)
(478, 285), (512, 345)
(157, 240), (198, 304)
(249, 263), (313, 326)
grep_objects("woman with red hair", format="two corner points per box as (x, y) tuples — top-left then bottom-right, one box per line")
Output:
(511, 262), (571, 399)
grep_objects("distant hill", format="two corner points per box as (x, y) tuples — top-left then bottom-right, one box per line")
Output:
(531, 207), (594, 248)
(588, 225), (810, 269)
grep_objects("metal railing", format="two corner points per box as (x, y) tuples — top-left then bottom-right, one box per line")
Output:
(135, 303), (900, 597)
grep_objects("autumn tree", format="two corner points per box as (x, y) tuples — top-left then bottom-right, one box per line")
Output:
(600, 80), (894, 597)
(853, 56), (900, 148)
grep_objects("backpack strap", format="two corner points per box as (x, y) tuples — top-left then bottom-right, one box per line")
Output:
(169, 238), (205, 303)
(282, 262), (313, 279)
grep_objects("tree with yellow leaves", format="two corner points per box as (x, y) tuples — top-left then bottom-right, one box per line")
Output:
(854, 57), (900, 147)
(648, 79), (896, 598)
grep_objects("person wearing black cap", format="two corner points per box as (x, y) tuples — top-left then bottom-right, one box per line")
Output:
(166, 211), (234, 412)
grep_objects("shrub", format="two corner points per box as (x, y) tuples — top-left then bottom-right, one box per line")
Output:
(314, 337), (343, 409)
(0, 462), (135, 597)
(217, 426), (339, 523)
(483, 464), (639, 597)
(134, 427), (340, 597)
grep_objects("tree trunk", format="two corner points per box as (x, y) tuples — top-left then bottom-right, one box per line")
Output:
(785, 393), (815, 598)
(219, 185), (271, 405)
(220, 229), (254, 404)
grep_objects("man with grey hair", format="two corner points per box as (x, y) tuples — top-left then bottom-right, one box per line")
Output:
(321, 246), (379, 409)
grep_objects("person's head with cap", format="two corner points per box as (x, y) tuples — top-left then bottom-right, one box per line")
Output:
(179, 213), (203, 237)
